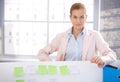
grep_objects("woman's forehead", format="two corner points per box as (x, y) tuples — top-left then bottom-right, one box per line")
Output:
(71, 9), (86, 16)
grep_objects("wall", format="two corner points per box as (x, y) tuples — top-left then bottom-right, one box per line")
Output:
(100, 0), (120, 59)
(0, 0), (3, 56)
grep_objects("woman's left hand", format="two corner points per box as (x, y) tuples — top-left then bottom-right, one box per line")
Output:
(90, 55), (104, 68)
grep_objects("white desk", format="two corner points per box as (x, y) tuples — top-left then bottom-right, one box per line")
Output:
(0, 61), (102, 82)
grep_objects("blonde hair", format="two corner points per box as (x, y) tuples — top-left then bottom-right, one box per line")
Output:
(70, 3), (86, 15)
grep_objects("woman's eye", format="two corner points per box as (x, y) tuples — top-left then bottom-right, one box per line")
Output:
(73, 16), (77, 19)
(80, 16), (84, 18)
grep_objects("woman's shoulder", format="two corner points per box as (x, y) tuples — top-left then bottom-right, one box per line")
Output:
(86, 29), (100, 35)
(56, 29), (69, 37)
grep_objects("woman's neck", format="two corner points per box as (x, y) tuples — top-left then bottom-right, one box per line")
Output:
(72, 28), (83, 39)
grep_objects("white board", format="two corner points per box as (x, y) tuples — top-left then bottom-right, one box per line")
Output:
(0, 61), (102, 82)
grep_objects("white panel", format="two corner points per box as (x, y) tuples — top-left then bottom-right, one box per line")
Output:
(4, 37), (19, 55)
(5, 0), (19, 20)
(32, 23), (47, 55)
(49, 23), (71, 42)
(18, 22), (33, 55)
(32, 0), (48, 21)
(0, 61), (102, 82)
(4, 22), (19, 37)
(49, 0), (64, 21)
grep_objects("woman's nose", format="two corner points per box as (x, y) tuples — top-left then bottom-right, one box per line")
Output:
(77, 18), (81, 23)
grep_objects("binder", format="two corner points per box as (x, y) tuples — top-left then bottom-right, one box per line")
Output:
(103, 65), (120, 82)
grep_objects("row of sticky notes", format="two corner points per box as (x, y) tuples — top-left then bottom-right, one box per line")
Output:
(38, 65), (69, 75)
(14, 65), (70, 76)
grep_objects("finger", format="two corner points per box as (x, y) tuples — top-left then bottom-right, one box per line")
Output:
(95, 56), (101, 64)
(90, 57), (96, 63)
(91, 56), (98, 63)
(96, 57), (104, 65)
(98, 63), (104, 68)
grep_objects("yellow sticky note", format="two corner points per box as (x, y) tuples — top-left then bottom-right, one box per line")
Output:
(59, 65), (69, 75)
(14, 67), (24, 76)
(48, 65), (57, 74)
(16, 80), (24, 82)
(38, 65), (47, 74)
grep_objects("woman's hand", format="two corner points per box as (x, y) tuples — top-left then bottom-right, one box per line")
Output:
(90, 55), (105, 68)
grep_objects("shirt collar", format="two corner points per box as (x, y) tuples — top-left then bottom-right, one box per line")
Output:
(67, 27), (85, 37)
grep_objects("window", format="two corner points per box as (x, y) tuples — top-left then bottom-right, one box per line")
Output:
(3, 0), (99, 57)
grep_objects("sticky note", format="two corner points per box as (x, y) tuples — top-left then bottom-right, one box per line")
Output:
(59, 65), (69, 75)
(16, 80), (24, 82)
(14, 67), (24, 76)
(48, 65), (57, 74)
(38, 65), (47, 74)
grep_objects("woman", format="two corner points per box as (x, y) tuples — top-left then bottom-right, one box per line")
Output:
(38, 2), (116, 68)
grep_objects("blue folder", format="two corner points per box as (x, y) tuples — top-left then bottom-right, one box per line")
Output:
(103, 65), (120, 82)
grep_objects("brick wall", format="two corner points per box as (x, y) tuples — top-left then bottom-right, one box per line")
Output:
(100, 0), (120, 59)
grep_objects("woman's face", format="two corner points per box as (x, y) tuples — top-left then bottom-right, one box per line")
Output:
(70, 9), (87, 31)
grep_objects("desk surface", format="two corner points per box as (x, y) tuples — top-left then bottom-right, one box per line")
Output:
(0, 61), (102, 82)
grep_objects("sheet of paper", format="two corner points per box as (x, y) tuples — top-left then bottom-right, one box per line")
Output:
(59, 65), (69, 75)
(14, 67), (24, 76)
(38, 65), (47, 74)
(25, 65), (37, 74)
(69, 65), (80, 74)
(48, 65), (57, 74)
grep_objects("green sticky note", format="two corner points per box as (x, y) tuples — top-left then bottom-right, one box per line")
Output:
(38, 65), (47, 74)
(48, 65), (57, 74)
(59, 65), (69, 75)
(14, 67), (24, 76)
(16, 80), (24, 82)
